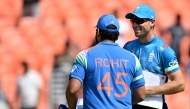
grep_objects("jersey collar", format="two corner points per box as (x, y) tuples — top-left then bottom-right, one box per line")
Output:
(139, 34), (157, 45)
(98, 41), (119, 46)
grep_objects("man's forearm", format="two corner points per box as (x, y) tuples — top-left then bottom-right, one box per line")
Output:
(146, 80), (184, 96)
(132, 94), (142, 104)
(132, 86), (145, 104)
(66, 90), (78, 109)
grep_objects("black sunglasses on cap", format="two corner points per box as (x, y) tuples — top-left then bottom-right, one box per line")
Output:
(130, 17), (151, 24)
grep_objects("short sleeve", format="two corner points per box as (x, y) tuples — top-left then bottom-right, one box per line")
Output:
(161, 47), (180, 75)
(131, 54), (145, 88)
(69, 51), (87, 83)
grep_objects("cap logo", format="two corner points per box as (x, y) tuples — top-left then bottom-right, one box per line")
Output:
(110, 20), (114, 24)
(151, 15), (154, 19)
(96, 14), (119, 32)
(134, 7), (140, 12)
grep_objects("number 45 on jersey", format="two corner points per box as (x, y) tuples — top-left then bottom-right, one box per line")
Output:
(97, 72), (128, 97)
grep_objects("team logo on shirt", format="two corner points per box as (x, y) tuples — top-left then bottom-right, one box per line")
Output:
(169, 59), (178, 66)
(71, 65), (77, 72)
(148, 50), (154, 62)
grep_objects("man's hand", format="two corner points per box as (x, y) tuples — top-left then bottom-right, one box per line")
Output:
(145, 70), (185, 96)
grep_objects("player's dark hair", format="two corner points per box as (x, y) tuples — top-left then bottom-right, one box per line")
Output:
(99, 24), (119, 42)
(21, 62), (28, 74)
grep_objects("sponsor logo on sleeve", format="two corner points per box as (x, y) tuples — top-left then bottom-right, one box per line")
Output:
(169, 59), (178, 66)
(71, 65), (77, 72)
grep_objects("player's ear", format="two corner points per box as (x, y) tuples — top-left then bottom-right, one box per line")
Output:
(150, 20), (155, 27)
(97, 29), (101, 38)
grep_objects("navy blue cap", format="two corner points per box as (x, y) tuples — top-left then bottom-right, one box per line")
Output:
(125, 5), (156, 20)
(96, 14), (120, 32)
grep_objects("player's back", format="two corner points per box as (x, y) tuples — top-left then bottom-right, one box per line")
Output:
(83, 42), (141, 109)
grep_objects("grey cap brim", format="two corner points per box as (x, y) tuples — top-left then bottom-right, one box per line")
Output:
(125, 13), (148, 19)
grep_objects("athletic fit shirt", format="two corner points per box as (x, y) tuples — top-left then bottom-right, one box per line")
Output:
(70, 42), (145, 109)
(123, 35), (180, 101)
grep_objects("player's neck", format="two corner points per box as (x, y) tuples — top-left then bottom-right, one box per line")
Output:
(102, 39), (115, 43)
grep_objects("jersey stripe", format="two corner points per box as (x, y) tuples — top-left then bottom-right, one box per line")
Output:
(132, 74), (143, 82)
(164, 64), (179, 72)
(75, 51), (87, 69)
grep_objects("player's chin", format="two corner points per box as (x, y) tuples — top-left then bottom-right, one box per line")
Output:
(134, 33), (141, 37)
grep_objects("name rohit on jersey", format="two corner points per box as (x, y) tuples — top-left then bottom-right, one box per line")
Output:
(95, 58), (129, 68)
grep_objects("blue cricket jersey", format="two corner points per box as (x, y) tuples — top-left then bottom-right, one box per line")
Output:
(70, 42), (145, 109)
(123, 35), (180, 102)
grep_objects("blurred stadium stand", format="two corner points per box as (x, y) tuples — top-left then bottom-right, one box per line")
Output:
(0, 0), (189, 109)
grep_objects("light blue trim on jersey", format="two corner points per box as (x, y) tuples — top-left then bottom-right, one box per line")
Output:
(132, 74), (143, 82)
(165, 64), (179, 72)
(75, 51), (87, 69)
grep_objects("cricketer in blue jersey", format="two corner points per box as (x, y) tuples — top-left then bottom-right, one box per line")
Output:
(65, 14), (145, 109)
(123, 4), (185, 109)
